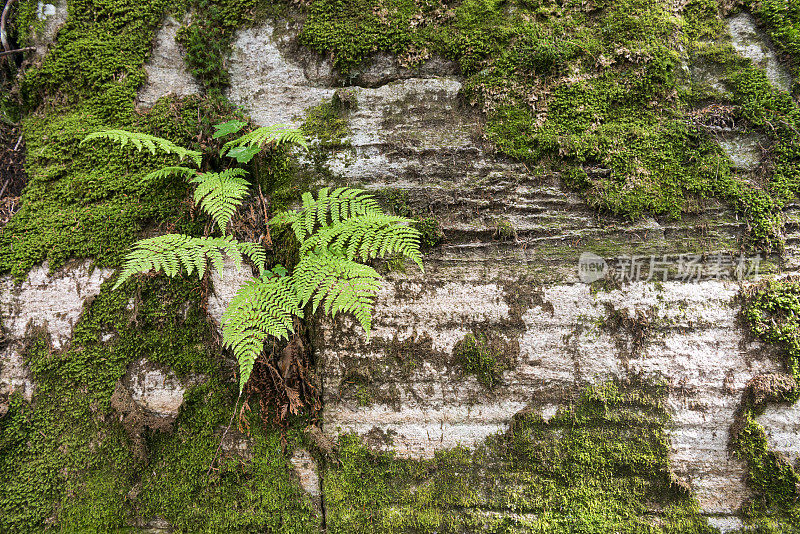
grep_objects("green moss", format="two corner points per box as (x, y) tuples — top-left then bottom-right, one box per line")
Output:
(325, 380), (716, 533)
(736, 280), (800, 530)
(452, 333), (505, 389)
(0, 272), (316, 532)
(139, 381), (317, 533)
(747, 0), (800, 83)
(296, 0), (800, 250)
(0, 95), (241, 281)
(301, 93), (353, 149)
(0, 273), (212, 532)
(494, 218), (516, 241)
(177, 0), (287, 94)
(18, 0), (173, 108)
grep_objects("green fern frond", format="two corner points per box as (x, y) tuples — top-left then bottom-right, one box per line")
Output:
(277, 187), (382, 242)
(302, 212), (423, 270)
(81, 130), (203, 167)
(293, 249), (382, 336)
(222, 273), (303, 392)
(142, 166), (199, 183)
(113, 234), (258, 289)
(237, 242), (267, 276)
(190, 168), (250, 234)
(223, 124), (308, 153)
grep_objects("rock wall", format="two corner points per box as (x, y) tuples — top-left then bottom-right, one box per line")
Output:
(2, 0), (800, 532)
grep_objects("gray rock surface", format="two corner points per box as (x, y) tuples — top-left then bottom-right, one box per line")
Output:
(758, 401), (800, 469)
(219, 19), (800, 525)
(28, 0), (67, 56)
(137, 16), (201, 108)
(226, 21), (336, 127)
(727, 12), (793, 93)
(0, 261), (113, 413)
(123, 358), (205, 419)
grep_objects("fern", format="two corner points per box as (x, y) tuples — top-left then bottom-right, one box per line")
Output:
(141, 166), (199, 183)
(277, 187), (382, 241)
(82, 130), (203, 167)
(302, 212), (423, 270)
(293, 249), (382, 336)
(97, 116), (426, 395)
(113, 234), (266, 289)
(190, 168), (250, 234)
(223, 124), (308, 153)
(222, 273), (304, 391)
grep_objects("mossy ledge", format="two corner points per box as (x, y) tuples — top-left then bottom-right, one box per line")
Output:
(325, 380), (716, 533)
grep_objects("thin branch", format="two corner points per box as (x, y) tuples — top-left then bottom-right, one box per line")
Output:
(0, 46), (33, 58)
(1, 0), (18, 53)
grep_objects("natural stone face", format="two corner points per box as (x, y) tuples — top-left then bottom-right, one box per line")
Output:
(227, 20), (336, 127)
(29, 0), (67, 56)
(137, 16), (201, 108)
(207, 259), (253, 331)
(757, 402), (800, 469)
(222, 20), (800, 525)
(122, 358), (205, 419)
(726, 12), (793, 93)
(318, 275), (784, 520)
(290, 448), (322, 512)
(716, 131), (764, 171)
(0, 261), (113, 412)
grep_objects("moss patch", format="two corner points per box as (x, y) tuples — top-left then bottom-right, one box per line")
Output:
(325, 380), (716, 533)
(296, 0), (800, 250)
(0, 274), (317, 532)
(452, 332), (506, 389)
(736, 279), (800, 531)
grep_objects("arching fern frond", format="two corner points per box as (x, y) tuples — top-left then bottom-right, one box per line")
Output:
(276, 187), (382, 241)
(223, 124), (308, 153)
(237, 242), (267, 276)
(190, 168), (250, 234)
(302, 212), (423, 270)
(222, 273), (303, 392)
(113, 234), (263, 289)
(81, 130), (203, 167)
(142, 166), (199, 183)
(293, 249), (382, 336)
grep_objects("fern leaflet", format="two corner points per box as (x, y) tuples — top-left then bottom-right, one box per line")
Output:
(114, 234), (265, 289)
(302, 212), (423, 270)
(223, 124), (308, 154)
(293, 249), (382, 336)
(276, 187), (382, 241)
(81, 130), (203, 167)
(222, 273), (303, 391)
(190, 168), (250, 234)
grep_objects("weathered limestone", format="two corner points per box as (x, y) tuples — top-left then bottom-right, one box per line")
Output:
(727, 12), (793, 93)
(218, 18), (800, 527)
(290, 448), (322, 510)
(227, 21), (336, 127)
(28, 0), (68, 56)
(0, 261), (113, 413)
(317, 274), (784, 522)
(758, 402), (800, 469)
(122, 358), (205, 419)
(137, 16), (201, 108)
(207, 259), (253, 331)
